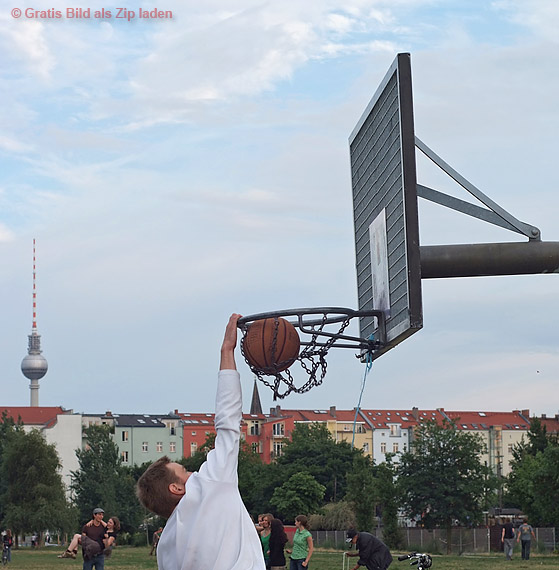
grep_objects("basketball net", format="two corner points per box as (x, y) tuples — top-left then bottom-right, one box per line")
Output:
(239, 313), (352, 400)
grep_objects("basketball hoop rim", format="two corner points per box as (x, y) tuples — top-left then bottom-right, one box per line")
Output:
(237, 307), (387, 351)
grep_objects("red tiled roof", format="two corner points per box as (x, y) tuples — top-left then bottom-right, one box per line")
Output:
(178, 412), (215, 426)
(279, 409), (335, 422)
(540, 417), (559, 433)
(443, 410), (529, 430)
(359, 409), (442, 429)
(0, 406), (66, 429)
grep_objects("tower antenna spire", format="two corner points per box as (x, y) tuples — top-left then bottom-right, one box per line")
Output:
(33, 238), (38, 330)
(21, 238), (48, 406)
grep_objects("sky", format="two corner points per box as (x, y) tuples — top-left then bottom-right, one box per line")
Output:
(1, 0), (558, 418)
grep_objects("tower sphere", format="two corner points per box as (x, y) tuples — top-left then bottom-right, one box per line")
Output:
(21, 352), (48, 380)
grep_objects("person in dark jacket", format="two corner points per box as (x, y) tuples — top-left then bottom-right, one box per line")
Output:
(345, 529), (392, 570)
(268, 518), (288, 570)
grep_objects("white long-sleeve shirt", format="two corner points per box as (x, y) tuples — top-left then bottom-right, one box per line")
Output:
(157, 369), (266, 570)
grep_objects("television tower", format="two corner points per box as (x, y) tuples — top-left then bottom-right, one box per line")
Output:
(21, 239), (48, 406)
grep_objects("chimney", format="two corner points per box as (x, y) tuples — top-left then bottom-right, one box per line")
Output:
(411, 407), (419, 421)
(541, 414), (547, 419)
(105, 411), (112, 417)
(270, 405), (281, 417)
(330, 406), (336, 418)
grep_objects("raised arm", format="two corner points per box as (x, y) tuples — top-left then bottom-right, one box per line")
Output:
(199, 314), (243, 483)
(220, 313), (241, 370)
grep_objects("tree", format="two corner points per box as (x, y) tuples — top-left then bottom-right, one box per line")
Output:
(269, 472), (325, 522)
(322, 501), (357, 530)
(512, 417), (555, 460)
(275, 423), (360, 502)
(1, 427), (76, 540)
(71, 425), (142, 532)
(506, 420), (559, 526)
(0, 411), (18, 525)
(397, 420), (493, 553)
(375, 459), (403, 549)
(345, 455), (377, 531)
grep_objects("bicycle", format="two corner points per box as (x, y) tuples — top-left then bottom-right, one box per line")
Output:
(398, 552), (433, 569)
(2, 545), (9, 566)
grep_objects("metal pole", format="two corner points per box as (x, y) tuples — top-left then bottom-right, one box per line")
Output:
(421, 241), (559, 279)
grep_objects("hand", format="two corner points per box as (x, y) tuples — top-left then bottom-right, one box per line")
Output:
(220, 313), (241, 370)
(302, 562), (308, 568)
(222, 313), (241, 352)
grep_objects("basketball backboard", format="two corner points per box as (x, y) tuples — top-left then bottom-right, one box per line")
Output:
(349, 52), (422, 358)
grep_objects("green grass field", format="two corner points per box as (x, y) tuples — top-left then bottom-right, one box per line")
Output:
(6, 547), (559, 569)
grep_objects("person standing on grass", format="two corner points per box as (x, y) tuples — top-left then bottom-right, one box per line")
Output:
(286, 515), (313, 570)
(517, 518), (536, 560)
(2, 530), (13, 563)
(269, 518), (288, 570)
(149, 527), (163, 556)
(501, 517), (515, 560)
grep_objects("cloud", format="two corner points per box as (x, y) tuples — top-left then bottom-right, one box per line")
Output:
(0, 222), (16, 243)
(493, 0), (559, 42)
(1, 0), (559, 418)
(0, 17), (55, 80)
(0, 135), (34, 154)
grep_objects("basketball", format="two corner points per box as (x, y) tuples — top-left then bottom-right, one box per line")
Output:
(242, 317), (300, 372)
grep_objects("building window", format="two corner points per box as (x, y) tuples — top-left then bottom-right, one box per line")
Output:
(156, 442), (163, 453)
(170, 426), (176, 436)
(363, 442), (369, 453)
(389, 425), (401, 437)
(273, 442), (284, 457)
(191, 431), (196, 436)
(250, 421), (260, 436)
(190, 442), (198, 456)
(121, 431), (129, 442)
(170, 442), (176, 453)
(272, 423), (284, 436)
(120, 451), (128, 463)
(393, 443), (399, 453)
(381, 442), (387, 453)
(508, 444), (514, 454)
(142, 442), (148, 452)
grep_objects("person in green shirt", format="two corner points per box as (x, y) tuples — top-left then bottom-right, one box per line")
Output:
(260, 513), (273, 568)
(286, 515), (314, 569)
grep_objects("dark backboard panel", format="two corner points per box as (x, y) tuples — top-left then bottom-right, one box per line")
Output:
(349, 53), (422, 355)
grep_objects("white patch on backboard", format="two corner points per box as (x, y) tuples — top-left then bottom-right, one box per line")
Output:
(369, 209), (390, 313)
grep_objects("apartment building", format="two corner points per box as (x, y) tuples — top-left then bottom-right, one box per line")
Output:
(359, 408), (439, 462)
(440, 409), (531, 476)
(112, 413), (182, 466)
(2, 402), (543, 482)
(0, 406), (82, 492)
